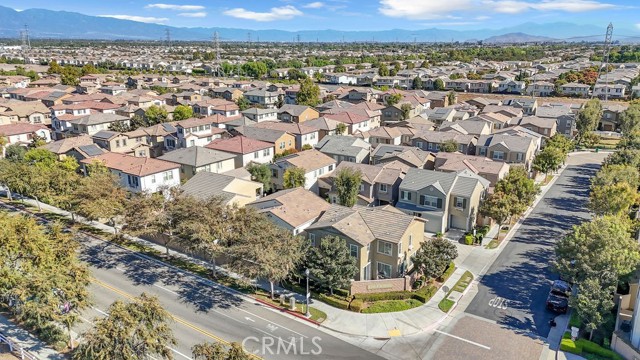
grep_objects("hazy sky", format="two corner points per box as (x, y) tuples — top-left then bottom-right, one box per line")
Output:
(4, 0), (639, 33)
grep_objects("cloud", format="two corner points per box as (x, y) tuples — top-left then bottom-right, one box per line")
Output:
(304, 2), (325, 8)
(379, 0), (617, 19)
(223, 5), (303, 21)
(178, 11), (207, 17)
(145, 3), (205, 11)
(98, 15), (169, 23)
(475, 15), (491, 20)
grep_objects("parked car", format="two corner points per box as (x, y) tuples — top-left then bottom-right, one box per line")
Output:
(546, 280), (572, 314)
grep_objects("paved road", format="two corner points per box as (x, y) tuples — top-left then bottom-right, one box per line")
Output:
(0, 202), (381, 360)
(464, 153), (608, 338)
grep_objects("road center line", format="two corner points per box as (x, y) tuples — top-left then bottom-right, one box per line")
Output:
(434, 330), (491, 350)
(167, 346), (192, 360)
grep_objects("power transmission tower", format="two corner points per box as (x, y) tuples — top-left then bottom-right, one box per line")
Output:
(165, 28), (171, 50)
(211, 31), (224, 77)
(592, 22), (613, 101)
(247, 32), (252, 45)
(20, 25), (30, 64)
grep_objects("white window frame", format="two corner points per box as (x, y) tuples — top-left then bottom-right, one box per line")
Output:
(377, 241), (393, 256)
(377, 262), (392, 279)
(349, 244), (358, 258)
(400, 190), (411, 201)
(379, 183), (388, 192)
(455, 196), (464, 208)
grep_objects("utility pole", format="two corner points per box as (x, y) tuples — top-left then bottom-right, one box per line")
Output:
(247, 32), (252, 46)
(165, 28), (171, 50)
(592, 22), (613, 101)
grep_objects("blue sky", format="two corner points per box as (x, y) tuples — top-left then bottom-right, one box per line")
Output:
(5, 0), (640, 32)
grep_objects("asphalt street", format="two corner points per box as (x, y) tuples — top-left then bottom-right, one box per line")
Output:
(464, 152), (609, 338)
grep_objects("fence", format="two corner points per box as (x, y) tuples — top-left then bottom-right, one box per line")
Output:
(0, 333), (39, 360)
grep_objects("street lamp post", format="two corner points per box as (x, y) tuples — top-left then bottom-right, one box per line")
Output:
(305, 268), (310, 318)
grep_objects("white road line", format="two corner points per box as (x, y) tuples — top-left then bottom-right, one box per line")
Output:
(153, 283), (180, 296)
(167, 346), (192, 360)
(434, 330), (491, 350)
(234, 306), (308, 338)
(79, 316), (94, 324)
(91, 306), (108, 316)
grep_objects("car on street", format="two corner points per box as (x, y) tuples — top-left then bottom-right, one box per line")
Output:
(546, 280), (572, 313)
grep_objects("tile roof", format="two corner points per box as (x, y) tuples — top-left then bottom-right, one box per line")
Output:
(275, 149), (336, 171)
(80, 152), (179, 177)
(0, 123), (48, 136)
(249, 187), (330, 228)
(158, 146), (235, 167)
(205, 135), (273, 154)
(41, 135), (94, 154)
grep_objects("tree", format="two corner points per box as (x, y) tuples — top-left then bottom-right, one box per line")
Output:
(591, 164), (640, 190)
(412, 76), (423, 90)
(47, 60), (62, 74)
(173, 105), (194, 121)
(80, 64), (98, 76)
(620, 103), (640, 134)
(229, 212), (305, 299)
(604, 149), (640, 169)
(145, 105), (169, 125)
(378, 64), (389, 77)
(283, 167), (306, 189)
(236, 96), (252, 111)
(532, 146), (564, 177)
(581, 132), (601, 148)
(5, 144), (26, 162)
(411, 237), (458, 279)
(576, 99), (603, 143)
(192, 342), (251, 360)
(494, 167), (539, 218)
(554, 215), (640, 285)
(400, 103), (412, 120)
(440, 139), (459, 153)
(434, 78), (445, 91)
(48, 159), (82, 221)
(479, 191), (513, 231)
(73, 293), (176, 360)
(246, 163), (272, 193)
(73, 162), (127, 233)
(108, 120), (131, 132)
(306, 236), (357, 295)
(570, 276), (616, 340)
(386, 93), (402, 106)
(335, 123), (347, 135)
(589, 182), (638, 216)
(29, 133), (47, 148)
(546, 133), (574, 156)
(296, 78), (321, 107)
(334, 167), (362, 207)
(447, 91), (457, 105)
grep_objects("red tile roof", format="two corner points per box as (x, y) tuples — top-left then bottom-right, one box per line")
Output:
(0, 123), (48, 136)
(80, 152), (179, 177)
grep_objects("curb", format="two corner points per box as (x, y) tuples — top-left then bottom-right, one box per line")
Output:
(252, 297), (321, 326)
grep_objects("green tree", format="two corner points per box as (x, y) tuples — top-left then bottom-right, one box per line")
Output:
(576, 99), (603, 143)
(335, 123), (347, 135)
(145, 105), (169, 125)
(334, 167), (362, 207)
(411, 237), (458, 279)
(591, 164), (640, 189)
(236, 96), (252, 111)
(29, 133), (47, 148)
(412, 76), (423, 90)
(4, 144), (26, 162)
(479, 191), (513, 231)
(386, 93), (402, 106)
(532, 146), (564, 177)
(80, 64), (98, 76)
(173, 105), (194, 121)
(546, 133), (574, 155)
(604, 149), (640, 169)
(283, 167), (306, 189)
(108, 120), (131, 132)
(246, 163), (272, 193)
(400, 103), (413, 120)
(296, 78), (321, 107)
(47, 60), (62, 74)
(589, 182), (638, 216)
(434, 78), (445, 91)
(570, 276), (616, 340)
(306, 236), (358, 295)
(74, 162), (127, 233)
(73, 293), (176, 360)
(447, 91), (457, 105)
(619, 103), (640, 135)
(554, 215), (640, 285)
(378, 64), (389, 77)
(192, 342), (251, 360)
(494, 167), (539, 218)
(440, 139), (459, 153)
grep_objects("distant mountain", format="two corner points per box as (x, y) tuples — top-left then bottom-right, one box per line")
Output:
(484, 32), (556, 43)
(0, 6), (636, 43)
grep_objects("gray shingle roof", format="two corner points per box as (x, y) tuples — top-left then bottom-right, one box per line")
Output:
(315, 135), (371, 157)
(158, 146), (235, 167)
(180, 172), (237, 201)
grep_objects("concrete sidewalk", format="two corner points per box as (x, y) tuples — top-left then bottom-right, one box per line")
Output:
(0, 314), (64, 360)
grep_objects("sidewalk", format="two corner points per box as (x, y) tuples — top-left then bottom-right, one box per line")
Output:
(0, 313), (64, 360)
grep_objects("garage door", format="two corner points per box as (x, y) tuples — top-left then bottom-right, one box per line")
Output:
(450, 215), (468, 230)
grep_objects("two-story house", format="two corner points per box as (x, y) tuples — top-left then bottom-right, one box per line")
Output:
(248, 121), (319, 150)
(241, 108), (278, 123)
(0, 123), (51, 149)
(355, 126), (416, 147)
(559, 82), (590, 97)
(433, 152), (510, 188)
(320, 162), (405, 206)
(315, 135), (372, 164)
(306, 205), (427, 280)
(232, 126), (297, 155)
(158, 146), (236, 181)
(270, 149), (337, 193)
(175, 117), (227, 148)
(475, 133), (538, 170)
(91, 130), (150, 157)
(411, 131), (477, 155)
(68, 113), (131, 137)
(277, 105), (319, 123)
(180, 171), (263, 207)
(371, 144), (434, 170)
(395, 169), (489, 233)
(243, 89), (282, 109)
(205, 136), (274, 168)
(80, 152), (180, 193)
(518, 116), (558, 139)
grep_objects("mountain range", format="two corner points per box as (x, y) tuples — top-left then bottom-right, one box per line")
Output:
(0, 6), (637, 43)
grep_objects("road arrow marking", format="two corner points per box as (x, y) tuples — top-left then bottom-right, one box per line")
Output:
(245, 317), (255, 322)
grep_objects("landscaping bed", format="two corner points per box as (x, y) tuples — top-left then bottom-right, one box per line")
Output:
(438, 271), (474, 313)
(560, 332), (623, 360)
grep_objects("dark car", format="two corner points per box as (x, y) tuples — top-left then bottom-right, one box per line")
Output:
(546, 280), (572, 314)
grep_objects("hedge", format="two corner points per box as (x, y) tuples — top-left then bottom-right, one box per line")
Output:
(413, 285), (437, 303)
(361, 299), (423, 314)
(354, 291), (414, 302)
(560, 333), (623, 360)
(318, 293), (349, 310)
(437, 262), (456, 282)
(349, 299), (364, 312)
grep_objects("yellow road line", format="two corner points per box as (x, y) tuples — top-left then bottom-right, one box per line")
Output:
(92, 278), (262, 359)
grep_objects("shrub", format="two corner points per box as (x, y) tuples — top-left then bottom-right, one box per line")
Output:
(413, 285), (437, 303)
(560, 337), (582, 355)
(437, 261), (456, 282)
(318, 293), (349, 310)
(569, 312), (582, 329)
(354, 291), (413, 302)
(361, 299), (422, 314)
(333, 288), (350, 298)
(349, 299), (364, 313)
(464, 234), (474, 245)
(438, 298), (455, 313)
(577, 339), (623, 360)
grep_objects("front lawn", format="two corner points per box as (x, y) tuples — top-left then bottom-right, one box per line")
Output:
(361, 299), (423, 314)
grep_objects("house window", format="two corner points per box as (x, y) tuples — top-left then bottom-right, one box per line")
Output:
(400, 191), (411, 201)
(271, 169), (278, 178)
(189, 140), (195, 147)
(367, 243), (370, 252)
(479, 147), (486, 156)
(254, 151), (260, 159)
(377, 262), (392, 279)
(150, 175), (156, 184)
(455, 197), (466, 209)
(122, 139), (127, 146)
(207, 136), (212, 142)
(263, 149), (270, 156)
(516, 153), (524, 161)
(127, 175), (139, 188)
(493, 151), (504, 160)
(380, 184), (388, 192)
(329, 165), (334, 171)
(115, 140), (121, 148)
(412, 212), (422, 217)
(349, 244), (358, 258)
(279, 141), (285, 149)
(420, 195), (439, 208)
(309, 233), (316, 246)
(398, 241), (402, 255)
(359, 184), (365, 192)
(377, 241), (393, 256)
(416, 141), (423, 148)
(163, 171), (174, 181)
(409, 235), (413, 249)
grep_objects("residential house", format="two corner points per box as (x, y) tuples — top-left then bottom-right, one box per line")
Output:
(518, 116), (558, 139)
(305, 205), (427, 280)
(356, 126), (416, 147)
(205, 136), (274, 168)
(210, 87), (243, 102)
(175, 117), (227, 148)
(0, 101), (51, 125)
(438, 120), (492, 136)
(80, 152), (180, 193)
(180, 171), (263, 207)
(475, 133), (538, 170)
(248, 121), (319, 150)
(248, 187), (330, 236)
(241, 108), (278, 123)
(559, 82), (590, 97)
(503, 98), (538, 115)
(395, 168), (489, 233)
(278, 105), (319, 123)
(233, 126), (296, 155)
(91, 130), (150, 157)
(371, 145), (434, 170)
(302, 117), (341, 140)
(41, 135), (103, 161)
(243, 89), (281, 109)
(192, 99), (240, 118)
(497, 80), (526, 94)
(600, 104), (628, 132)
(594, 84), (627, 99)
(433, 152), (510, 187)
(320, 162), (405, 206)
(0, 123), (51, 148)
(158, 146), (236, 181)
(270, 149), (337, 193)
(381, 103), (421, 124)
(526, 82), (555, 97)
(411, 131), (477, 155)
(314, 135), (372, 164)
(67, 113), (130, 136)
(536, 104), (576, 137)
